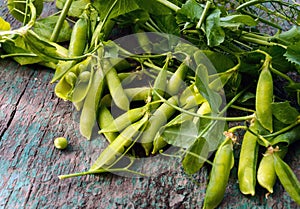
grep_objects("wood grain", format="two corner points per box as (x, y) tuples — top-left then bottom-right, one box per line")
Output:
(0, 1), (299, 208)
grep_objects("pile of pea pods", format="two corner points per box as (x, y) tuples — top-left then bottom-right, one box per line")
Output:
(1, 0), (300, 208)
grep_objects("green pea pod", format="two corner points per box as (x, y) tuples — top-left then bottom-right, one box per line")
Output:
(203, 137), (234, 209)
(238, 120), (259, 196)
(65, 72), (77, 88)
(90, 113), (149, 171)
(106, 67), (130, 111)
(179, 84), (205, 109)
(269, 124), (300, 146)
(68, 15), (88, 57)
(256, 62), (273, 133)
(166, 62), (189, 95)
(98, 106), (148, 133)
(80, 66), (105, 140)
(152, 55), (171, 103)
(257, 146), (287, 193)
(97, 105), (118, 143)
(71, 64), (94, 103)
(140, 96), (178, 156)
(124, 87), (151, 102)
(274, 152), (300, 205)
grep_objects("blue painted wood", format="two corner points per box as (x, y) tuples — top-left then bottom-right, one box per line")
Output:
(0, 2), (299, 209)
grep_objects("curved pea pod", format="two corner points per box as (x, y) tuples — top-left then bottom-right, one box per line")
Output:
(106, 67), (130, 111)
(273, 152), (300, 205)
(140, 96), (178, 156)
(98, 105), (148, 133)
(151, 55), (170, 103)
(166, 62), (189, 96)
(269, 124), (300, 146)
(124, 87), (151, 102)
(257, 146), (287, 194)
(71, 70), (94, 103)
(203, 137), (234, 209)
(89, 114), (149, 171)
(80, 66), (105, 140)
(97, 105), (118, 143)
(179, 84), (205, 109)
(54, 70), (78, 101)
(256, 63), (273, 133)
(238, 120), (259, 196)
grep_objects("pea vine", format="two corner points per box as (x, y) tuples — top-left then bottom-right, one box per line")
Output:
(1, 0), (300, 208)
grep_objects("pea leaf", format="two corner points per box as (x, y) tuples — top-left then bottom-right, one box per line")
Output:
(220, 14), (257, 28)
(278, 26), (300, 44)
(284, 41), (300, 66)
(161, 120), (198, 149)
(151, 14), (180, 35)
(33, 16), (72, 42)
(201, 50), (235, 73)
(195, 64), (222, 113)
(1, 38), (42, 65)
(205, 8), (225, 46)
(0, 17), (10, 30)
(56, 0), (91, 17)
(135, 0), (173, 15)
(93, 0), (140, 20)
(176, 0), (203, 24)
(182, 137), (209, 174)
(271, 101), (299, 124)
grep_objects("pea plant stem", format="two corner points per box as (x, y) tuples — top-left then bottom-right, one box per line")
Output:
(263, 120), (300, 138)
(156, 0), (180, 12)
(269, 64), (295, 84)
(196, 1), (212, 30)
(50, 0), (74, 42)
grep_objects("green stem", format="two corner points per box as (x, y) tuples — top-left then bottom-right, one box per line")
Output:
(196, 1), (212, 29)
(230, 105), (255, 113)
(263, 121), (300, 138)
(239, 35), (287, 49)
(156, 0), (180, 12)
(1, 53), (37, 58)
(50, 0), (73, 42)
(152, 89), (255, 121)
(269, 64), (295, 84)
(228, 125), (248, 133)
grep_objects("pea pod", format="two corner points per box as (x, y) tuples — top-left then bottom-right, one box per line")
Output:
(106, 67), (130, 111)
(98, 106), (148, 133)
(80, 65), (105, 140)
(166, 62), (189, 95)
(97, 105), (118, 143)
(90, 113), (149, 171)
(140, 96), (178, 156)
(124, 87), (151, 102)
(274, 152), (300, 205)
(71, 66), (94, 103)
(179, 84), (205, 109)
(256, 60), (273, 133)
(238, 119), (259, 196)
(203, 137), (234, 209)
(257, 146), (287, 193)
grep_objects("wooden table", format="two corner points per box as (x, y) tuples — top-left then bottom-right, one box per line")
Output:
(1, 2), (299, 208)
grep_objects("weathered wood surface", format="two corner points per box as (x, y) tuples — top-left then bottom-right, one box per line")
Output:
(1, 2), (300, 209)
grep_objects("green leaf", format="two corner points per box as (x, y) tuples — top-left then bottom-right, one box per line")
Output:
(135, 0), (173, 15)
(151, 14), (180, 35)
(202, 50), (235, 73)
(93, 0), (140, 20)
(33, 16), (72, 42)
(278, 26), (300, 44)
(1, 37), (42, 65)
(0, 17), (10, 30)
(271, 101), (299, 125)
(284, 41), (300, 66)
(176, 0), (203, 23)
(205, 8), (225, 46)
(113, 9), (150, 26)
(220, 14), (257, 28)
(56, 0), (91, 17)
(182, 137), (209, 174)
(161, 120), (198, 149)
(195, 64), (222, 113)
